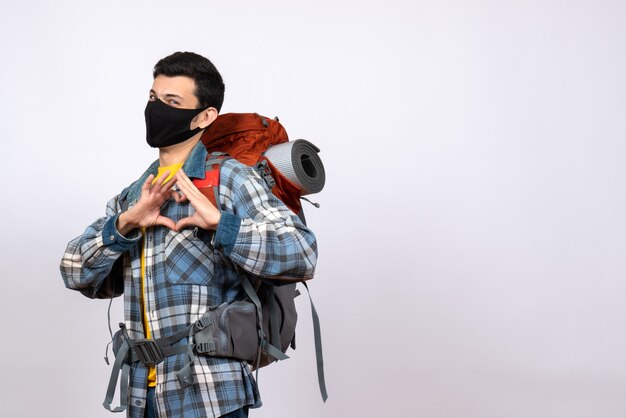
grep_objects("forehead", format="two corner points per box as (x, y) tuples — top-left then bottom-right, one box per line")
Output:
(151, 75), (197, 98)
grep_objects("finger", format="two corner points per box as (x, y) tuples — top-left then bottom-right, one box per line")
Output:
(159, 178), (178, 196)
(175, 216), (197, 231)
(170, 189), (187, 203)
(142, 174), (155, 193)
(148, 170), (170, 195)
(155, 173), (180, 200)
(173, 170), (193, 190)
(155, 169), (171, 184)
(155, 215), (176, 231)
(176, 168), (190, 182)
(174, 170), (204, 201)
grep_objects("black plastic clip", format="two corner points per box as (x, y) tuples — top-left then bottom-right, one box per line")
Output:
(195, 314), (212, 331)
(132, 339), (164, 366)
(195, 341), (217, 355)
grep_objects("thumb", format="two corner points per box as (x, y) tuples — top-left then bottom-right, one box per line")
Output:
(175, 216), (197, 232)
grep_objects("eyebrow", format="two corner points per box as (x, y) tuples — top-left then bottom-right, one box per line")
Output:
(149, 89), (185, 100)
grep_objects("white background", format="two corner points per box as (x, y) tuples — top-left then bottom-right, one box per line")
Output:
(1, 1), (625, 417)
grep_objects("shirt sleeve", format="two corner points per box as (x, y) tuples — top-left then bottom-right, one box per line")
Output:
(213, 159), (318, 280)
(60, 189), (141, 298)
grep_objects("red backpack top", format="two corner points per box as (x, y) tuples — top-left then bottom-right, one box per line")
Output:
(197, 112), (304, 215)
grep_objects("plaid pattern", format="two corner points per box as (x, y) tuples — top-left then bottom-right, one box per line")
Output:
(61, 142), (317, 417)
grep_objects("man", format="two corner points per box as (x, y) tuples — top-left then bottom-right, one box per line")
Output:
(60, 51), (318, 418)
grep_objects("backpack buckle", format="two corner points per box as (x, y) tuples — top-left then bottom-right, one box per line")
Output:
(195, 341), (217, 355)
(256, 160), (276, 189)
(195, 312), (213, 331)
(132, 339), (164, 366)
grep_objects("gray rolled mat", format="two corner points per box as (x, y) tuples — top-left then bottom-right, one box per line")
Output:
(264, 139), (326, 195)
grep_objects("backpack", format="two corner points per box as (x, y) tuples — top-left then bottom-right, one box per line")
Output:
(192, 113), (327, 397)
(102, 113), (327, 413)
(198, 112), (325, 216)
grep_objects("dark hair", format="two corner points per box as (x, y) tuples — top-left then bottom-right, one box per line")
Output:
(153, 51), (225, 111)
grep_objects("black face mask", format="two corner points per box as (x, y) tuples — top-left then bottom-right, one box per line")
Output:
(144, 99), (206, 148)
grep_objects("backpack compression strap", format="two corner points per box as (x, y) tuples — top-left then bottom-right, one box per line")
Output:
(302, 281), (328, 402)
(102, 336), (131, 412)
(102, 324), (190, 412)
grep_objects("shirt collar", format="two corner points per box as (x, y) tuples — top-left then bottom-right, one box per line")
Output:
(181, 140), (209, 180)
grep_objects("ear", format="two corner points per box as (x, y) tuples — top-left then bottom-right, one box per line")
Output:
(195, 107), (218, 129)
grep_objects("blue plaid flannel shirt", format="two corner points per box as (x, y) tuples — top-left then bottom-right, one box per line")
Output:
(60, 141), (318, 418)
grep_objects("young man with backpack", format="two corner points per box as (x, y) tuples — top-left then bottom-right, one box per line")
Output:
(60, 51), (318, 418)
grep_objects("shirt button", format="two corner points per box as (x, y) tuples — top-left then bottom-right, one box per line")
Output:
(109, 235), (116, 241)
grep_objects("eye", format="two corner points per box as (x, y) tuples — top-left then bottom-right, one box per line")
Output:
(148, 94), (156, 101)
(167, 99), (180, 106)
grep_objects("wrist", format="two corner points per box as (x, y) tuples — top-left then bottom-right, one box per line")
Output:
(207, 211), (222, 230)
(117, 211), (138, 236)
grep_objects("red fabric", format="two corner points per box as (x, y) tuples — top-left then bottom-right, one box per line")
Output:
(193, 169), (219, 189)
(193, 169), (219, 207)
(200, 113), (302, 214)
(201, 113), (289, 165)
(263, 158), (302, 214)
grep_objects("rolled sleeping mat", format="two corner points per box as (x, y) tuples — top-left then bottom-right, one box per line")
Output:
(263, 139), (326, 195)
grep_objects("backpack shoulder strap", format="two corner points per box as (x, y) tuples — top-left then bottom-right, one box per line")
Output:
(193, 152), (229, 208)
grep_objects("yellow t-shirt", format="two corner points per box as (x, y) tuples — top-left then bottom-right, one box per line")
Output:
(143, 162), (184, 386)
(154, 162), (183, 186)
